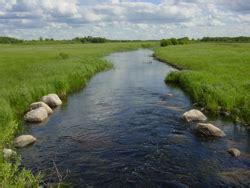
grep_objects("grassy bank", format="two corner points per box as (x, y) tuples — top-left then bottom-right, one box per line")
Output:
(154, 43), (250, 124)
(0, 42), (157, 187)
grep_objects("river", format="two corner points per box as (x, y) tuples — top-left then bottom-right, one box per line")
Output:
(20, 49), (250, 187)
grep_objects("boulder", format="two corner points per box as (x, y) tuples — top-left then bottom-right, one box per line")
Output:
(228, 148), (241, 158)
(41, 93), (62, 108)
(29, 101), (53, 115)
(182, 109), (207, 122)
(14, 135), (37, 148)
(195, 123), (226, 137)
(24, 107), (48, 122)
(3, 148), (16, 160)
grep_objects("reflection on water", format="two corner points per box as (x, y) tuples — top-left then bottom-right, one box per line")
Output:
(20, 49), (250, 187)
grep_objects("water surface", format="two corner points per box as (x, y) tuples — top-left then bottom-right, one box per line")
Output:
(20, 49), (250, 187)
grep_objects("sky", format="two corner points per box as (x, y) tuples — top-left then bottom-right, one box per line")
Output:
(0, 0), (250, 40)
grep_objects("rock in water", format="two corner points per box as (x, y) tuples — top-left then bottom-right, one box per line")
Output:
(41, 93), (62, 108)
(195, 123), (226, 137)
(14, 135), (37, 148)
(29, 101), (53, 115)
(3, 148), (16, 160)
(24, 107), (48, 122)
(228, 148), (241, 158)
(164, 93), (174, 97)
(219, 168), (250, 186)
(182, 109), (207, 122)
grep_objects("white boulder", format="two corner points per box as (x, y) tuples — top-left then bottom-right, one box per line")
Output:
(228, 148), (241, 158)
(195, 123), (226, 137)
(41, 93), (62, 108)
(14, 135), (37, 148)
(29, 101), (53, 115)
(182, 109), (207, 122)
(24, 107), (48, 122)
(3, 148), (16, 160)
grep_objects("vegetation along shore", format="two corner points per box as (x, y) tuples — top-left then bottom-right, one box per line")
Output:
(154, 42), (250, 125)
(0, 41), (157, 187)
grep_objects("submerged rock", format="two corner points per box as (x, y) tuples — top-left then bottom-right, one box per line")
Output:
(182, 109), (207, 122)
(24, 107), (48, 122)
(167, 133), (190, 144)
(29, 101), (53, 115)
(228, 148), (241, 158)
(41, 93), (62, 108)
(195, 123), (226, 137)
(3, 148), (16, 160)
(14, 135), (37, 148)
(219, 168), (250, 186)
(164, 93), (174, 97)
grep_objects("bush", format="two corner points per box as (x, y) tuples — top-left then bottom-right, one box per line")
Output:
(178, 37), (190, 44)
(160, 39), (173, 47)
(73, 36), (108, 43)
(170, 38), (178, 45)
(161, 37), (191, 47)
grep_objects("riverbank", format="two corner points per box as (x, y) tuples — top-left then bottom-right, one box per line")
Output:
(0, 42), (157, 187)
(154, 43), (250, 125)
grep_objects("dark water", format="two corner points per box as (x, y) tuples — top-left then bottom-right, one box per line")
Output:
(20, 49), (250, 187)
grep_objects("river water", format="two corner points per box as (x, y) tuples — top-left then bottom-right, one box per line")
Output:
(20, 49), (250, 187)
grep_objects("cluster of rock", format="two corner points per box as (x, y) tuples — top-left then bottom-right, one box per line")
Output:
(3, 94), (62, 160)
(182, 109), (240, 158)
(25, 94), (62, 122)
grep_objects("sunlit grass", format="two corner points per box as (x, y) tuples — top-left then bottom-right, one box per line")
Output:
(154, 43), (250, 124)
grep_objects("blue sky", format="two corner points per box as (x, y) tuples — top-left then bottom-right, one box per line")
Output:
(0, 0), (249, 39)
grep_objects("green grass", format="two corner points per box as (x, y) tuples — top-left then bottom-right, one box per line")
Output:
(154, 43), (250, 124)
(0, 42), (157, 187)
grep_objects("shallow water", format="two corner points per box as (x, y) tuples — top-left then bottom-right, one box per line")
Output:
(20, 49), (250, 187)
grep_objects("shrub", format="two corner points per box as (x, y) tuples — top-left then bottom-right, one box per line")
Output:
(160, 39), (173, 47)
(170, 38), (178, 45)
(59, 52), (69, 59)
(161, 37), (191, 47)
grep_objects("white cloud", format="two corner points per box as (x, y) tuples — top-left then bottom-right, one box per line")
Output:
(0, 0), (249, 39)
(238, 14), (250, 23)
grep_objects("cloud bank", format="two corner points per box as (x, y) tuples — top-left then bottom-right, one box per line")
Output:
(0, 0), (249, 39)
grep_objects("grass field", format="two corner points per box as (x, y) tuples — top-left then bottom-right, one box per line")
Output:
(0, 42), (157, 187)
(154, 43), (250, 124)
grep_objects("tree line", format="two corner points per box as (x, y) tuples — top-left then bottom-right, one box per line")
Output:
(200, 36), (250, 43)
(1, 36), (250, 44)
(0, 36), (23, 44)
(0, 36), (158, 44)
(160, 36), (250, 47)
(0, 36), (110, 44)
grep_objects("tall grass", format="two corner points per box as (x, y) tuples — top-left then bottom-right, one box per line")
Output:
(0, 42), (157, 186)
(154, 43), (250, 124)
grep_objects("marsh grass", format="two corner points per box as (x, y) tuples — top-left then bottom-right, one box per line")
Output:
(0, 42), (157, 187)
(154, 43), (250, 124)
